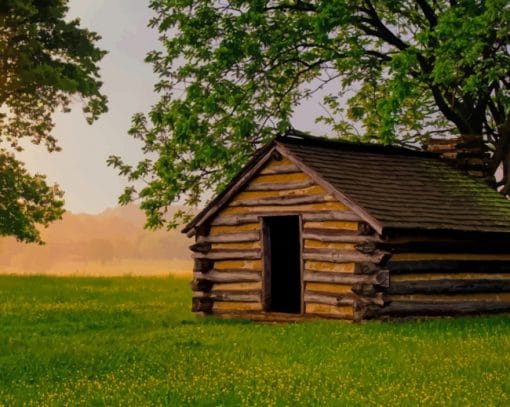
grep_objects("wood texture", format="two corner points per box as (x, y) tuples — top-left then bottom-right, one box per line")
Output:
(388, 293), (510, 302)
(192, 249), (261, 260)
(244, 179), (316, 191)
(259, 164), (301, 175)
(235, 185), (327, 201)
(305, 283), (352, 294)
(212, 241), (261, 250)
(363, 301), (510, 318)
(305, 303), (353, 318)
(388, 279), (510, 294)
(209, 223), (259, 235)
(212, 282), (262, 291)
(250, 172), (310, 184)
(388, 259), (510, 274)
(198, 231), (259, 242)
(212, 302), (263, 312)
(304, 221), (359, 230)
(221, 202), (349, 215)
(391, 272), (510, 281)
(305, 261), (355, 273)
(304, 292), (354, 306)
(231, 194), (335, 207)
(391, 253), (510, 261)
(194, 270), (261, 283)
(215, 260), (262, 270)
(302, 229), (379, 243)
(304, 240), (355, 250)
(194, 291), (261, 302)
(302, 249), (389, 264)
(304, 270), (389, 286)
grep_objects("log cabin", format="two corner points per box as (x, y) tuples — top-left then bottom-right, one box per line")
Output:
(182, 130), (510, 321)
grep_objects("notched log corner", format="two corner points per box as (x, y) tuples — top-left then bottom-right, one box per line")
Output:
(189, 242), (211, 253)
(192, 297), (213, 313)
(190, 279), (213, 292)
(193, 259), (214, 273)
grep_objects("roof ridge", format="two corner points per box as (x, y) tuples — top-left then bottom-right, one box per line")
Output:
(278, 130), (439, 158)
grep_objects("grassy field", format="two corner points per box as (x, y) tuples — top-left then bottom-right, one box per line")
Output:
(1, 275), (509, 406)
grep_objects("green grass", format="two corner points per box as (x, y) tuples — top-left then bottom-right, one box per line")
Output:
(0, 275), (509, 406)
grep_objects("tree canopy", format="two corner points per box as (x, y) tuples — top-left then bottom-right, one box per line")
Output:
(110, 0), (510, 229)
(0, 0), (107, 243)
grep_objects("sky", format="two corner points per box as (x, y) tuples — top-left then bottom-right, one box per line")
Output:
(19, 0), (326, 215)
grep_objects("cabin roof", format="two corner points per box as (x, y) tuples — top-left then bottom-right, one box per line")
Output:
(183, 131), (510, 236)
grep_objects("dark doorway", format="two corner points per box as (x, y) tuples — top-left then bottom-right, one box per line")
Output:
(262, 216), (302, 313)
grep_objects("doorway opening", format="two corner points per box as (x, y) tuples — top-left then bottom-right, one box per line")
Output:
(262, 215), (302, 313)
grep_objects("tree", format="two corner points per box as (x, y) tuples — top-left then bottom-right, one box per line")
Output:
(0, 0), (107, 243)
(109, 0), (510, 229)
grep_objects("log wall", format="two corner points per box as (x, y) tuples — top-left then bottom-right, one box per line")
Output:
(190, 156), (388, 320)
(189, 155), (510, 321)
(359, 238), (510, 319)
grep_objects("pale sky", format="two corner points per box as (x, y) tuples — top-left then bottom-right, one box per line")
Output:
(19, 0), (326, 214)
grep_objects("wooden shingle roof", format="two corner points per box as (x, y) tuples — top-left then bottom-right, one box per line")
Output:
(183, 132), (510, 236)
(279, 135), (510, 234)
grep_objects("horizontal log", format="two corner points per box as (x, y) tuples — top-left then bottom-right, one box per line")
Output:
(210, 211), (360, 228)
(194, 270), (261, 283)
(388, 260), (510, 274)
(194, 291), (261, 302)
(189, 242), (211, 253)
(304, 270), (389, 287)
(231, 194), (332, 207)
(302, 229), (380, 243)
(305, 303), (353, 319)
(303, 248), (390, 264)
(192, 249), (261, 260)
(302, 211), (361, 222)
(245, 179), (316, 191)
(304, 292), (354, 306)
(212, 301), (263, 312)
(259, 164), (301, 174)
(198, 231), (259, 242)
(363, 300), (510, 319)
(379, 240), (510, 254)
(388, 279), (510, 295)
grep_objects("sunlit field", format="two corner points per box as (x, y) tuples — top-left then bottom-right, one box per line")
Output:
(0, 260), (193, 277)
(1, 275), (509, 405)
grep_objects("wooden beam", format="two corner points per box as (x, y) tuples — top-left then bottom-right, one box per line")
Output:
(194, 270), (261, 283)
(302, 211), (362, 222)
(194, 291), (261, 302)
(231, 194), (333, 207)
(303, 229), (380, 243)
(305, 303), (353, 319)
(192, 249), (261, 260)
(304, 269), (389, 287)
(379, 240), (510, 254)
(210, 212), (362, 227)
(303, 248), (390, 264)
(189, 242), (211, 253)
(304, 292), (354, 306)
(198, 231), (259, 242)
(363, 300), (510, 319)
(388, 260), (510, 274)
(388, 279), (510, 295)
(245, 179), (316, 191)
(259, 164), (301, 174)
